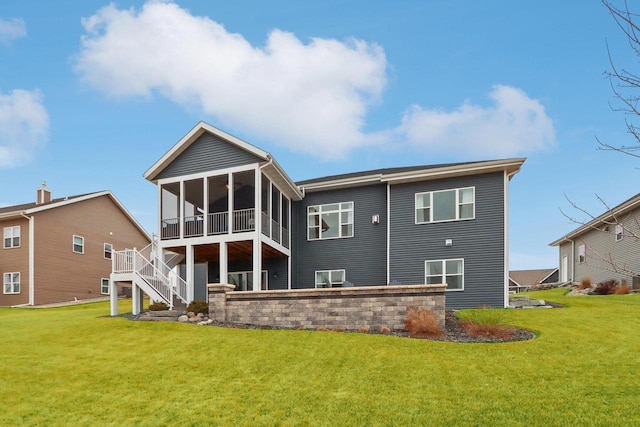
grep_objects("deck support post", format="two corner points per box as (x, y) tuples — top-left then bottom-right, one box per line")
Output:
(252, 238), (261, 291)
(109, 279), (118, 316)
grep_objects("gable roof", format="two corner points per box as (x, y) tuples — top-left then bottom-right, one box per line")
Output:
(509, 268), (559, 287)
(0, 191), (151, 241)
(144, 121), (303, 200)
(549, 193), (640, 246)
(297, 158), (526, 192)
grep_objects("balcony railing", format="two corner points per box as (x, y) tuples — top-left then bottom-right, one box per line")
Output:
(208, 211), (229, 235)
(261, 212), (270, 237)
(184, 215), (204, 238)
(161, 209), (259, 239)
(233, 208), (255, 232)
(271, 220), (281, 244)
(161, 218), (180, 239)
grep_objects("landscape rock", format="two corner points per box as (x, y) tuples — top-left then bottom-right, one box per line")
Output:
(178, 315), (189, 322)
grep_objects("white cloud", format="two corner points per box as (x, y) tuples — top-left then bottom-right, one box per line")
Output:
(0, 89), (49, 168)
(74, 1), (387, 159)
(0, 18), (27, 45)
(74, 2), (555, 160)
(397, 85), (556, 158)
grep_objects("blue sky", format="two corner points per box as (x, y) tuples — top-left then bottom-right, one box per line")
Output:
(1, 0), (638, 270)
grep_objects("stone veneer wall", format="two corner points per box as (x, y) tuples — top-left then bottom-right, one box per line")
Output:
(207, 284), (446, 331)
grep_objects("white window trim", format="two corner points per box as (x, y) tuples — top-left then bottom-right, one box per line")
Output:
(3, 272), (20, 294)
(415, 187), (475, 224)
(104, 243), (113, 260)
(101, 278), (110, 295)
(73, 235), (85, 254)
(307, 201), (354, 241)
(3, 226), (20, 249)
(424, 258), (464, 292)
(315, 269), (346, 288)
(578, 244), (586, 264)
(615, 224), (623, 242)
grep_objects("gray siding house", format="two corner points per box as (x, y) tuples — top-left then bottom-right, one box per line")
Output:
(550, 193), (640, 287)
(136, 122), (524, 309)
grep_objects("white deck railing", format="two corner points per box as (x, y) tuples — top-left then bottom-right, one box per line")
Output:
(112, 248), (189, 307)
(208, 211), (229, 235)
(233, 208), (255, 232)
(184, 215), (204, 237)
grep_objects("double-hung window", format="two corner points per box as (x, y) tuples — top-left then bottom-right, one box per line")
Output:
(578, 244), (586, 263)
(308, 202), (354, 240)
(425, 259), (464, 291)
(315, 270), (345, 288)
(3, 226), (20, 248)
(104, 243), (113, 259)
(416, 187), (474, 223)
(101, 278), (110, 295)
(73, 235), (84, 254)
(615, 224), (624, 242)
(3, 272), (20, 294)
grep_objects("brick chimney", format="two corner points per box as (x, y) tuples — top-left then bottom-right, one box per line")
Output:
(36, 182), (52, 205)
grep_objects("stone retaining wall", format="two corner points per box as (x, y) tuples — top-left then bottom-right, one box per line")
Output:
(207, 284), (446, 331)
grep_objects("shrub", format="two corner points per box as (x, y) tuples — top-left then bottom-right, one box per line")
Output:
(578, 277), (592, 290)
(148, 301), (169, 311)
(404, 307), (443, 338)
(593, 279), (618, 295)
(379, 326), (391, 333)
(187, 299), (209, 315)
(615, 284), (631, 295)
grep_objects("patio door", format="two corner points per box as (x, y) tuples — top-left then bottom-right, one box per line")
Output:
(228, 270), (268, 291)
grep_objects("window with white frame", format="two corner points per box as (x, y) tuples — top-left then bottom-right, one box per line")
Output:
(615, 224), (624, 242)
(101, 278), (110, 295)
(228, 271), (268, 291)
(415, 187), (474, 224)
(3, 272), (20, 294)
(308, 202), (354, 240)
(3, 226), (20, 248)
(578, 244), (586, 263)
(425, 259), (464, 291)
(73, 235), (84, 254)
(104, 243), (113, 259)
(315, 269), (345, 288)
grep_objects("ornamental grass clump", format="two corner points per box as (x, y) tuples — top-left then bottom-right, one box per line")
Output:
(457, 307), (515, 340)
(404, 307), (443, 338)
(615, 284), (631, 295)
(578, 276), (592, 290)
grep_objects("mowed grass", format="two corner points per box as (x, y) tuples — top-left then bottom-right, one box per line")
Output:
(1, 289), (639, 426)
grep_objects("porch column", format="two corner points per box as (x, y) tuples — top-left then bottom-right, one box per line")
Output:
(110, 279), (118, 316)
(186, 244), (195, 302)
(287, 256), (292, 290)
(132, 282), (143, 315)
(219, 241), (228, 284)
(252, 238), (261, 291)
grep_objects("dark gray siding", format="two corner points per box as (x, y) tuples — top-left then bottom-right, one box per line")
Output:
(179, 263), (207, 300)
(291, 184), (387, 288)
(389, 172), (505, 309)
(156, 132), (263, 180)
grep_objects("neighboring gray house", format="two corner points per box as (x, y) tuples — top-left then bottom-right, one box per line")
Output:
(114, 122), (525, 309)
(550, 193), (640, 288)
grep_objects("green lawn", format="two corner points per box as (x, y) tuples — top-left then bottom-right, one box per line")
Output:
(1, 289), (638, 426)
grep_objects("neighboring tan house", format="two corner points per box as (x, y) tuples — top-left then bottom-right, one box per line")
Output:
(509, 268), (558, 293)
(111, 121), (525, 312)
(550, 193), (640, 288)
(0, 184), (150, 306)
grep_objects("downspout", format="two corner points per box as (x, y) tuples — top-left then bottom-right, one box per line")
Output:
(20, 212), (35, 305)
